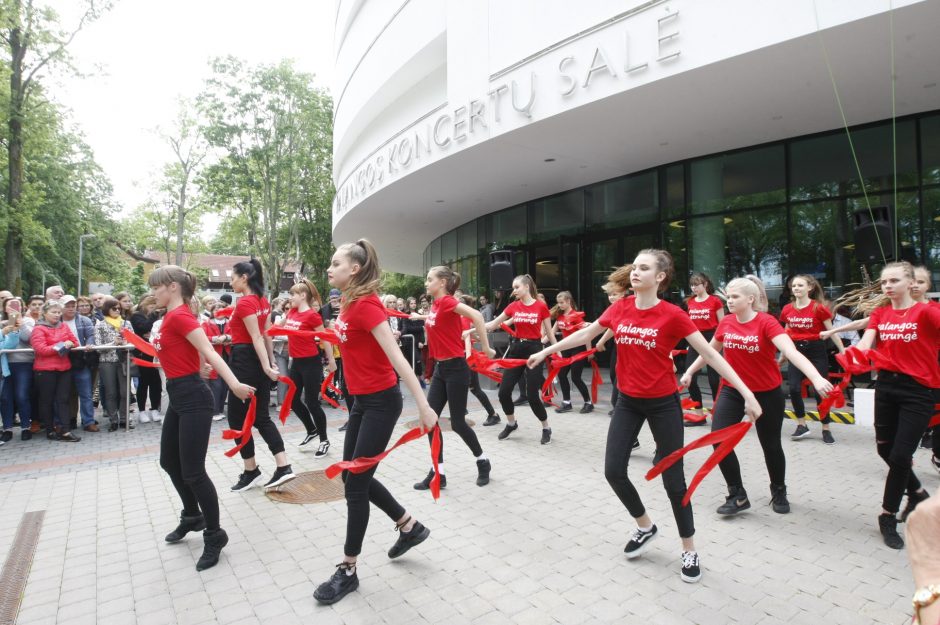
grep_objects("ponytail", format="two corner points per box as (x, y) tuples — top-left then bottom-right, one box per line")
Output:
(233, 259), (265, 297)
(337, 239), (382, 310)
(430, 265), (461, 295)
(148, 265), (197, 305)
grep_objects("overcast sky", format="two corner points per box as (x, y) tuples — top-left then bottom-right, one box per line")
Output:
(49, 0), (335, 219)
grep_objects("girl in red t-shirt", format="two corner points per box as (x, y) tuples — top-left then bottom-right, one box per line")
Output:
(410, 266), (495, 491)
(681, 275), (833, 517)
(853, 262), (940, 549)
(149, 265), (255, 572)
(483, 275), (557, 444)
(551, 291), (594, 414)
(313, 239), (438, 606)
(201, 303), (231, 420)
(779, 274), (844, 443)
(684, 272), (725, 420)
(277, 279), (337, 458)
(226, 259), (296, 493)
(528, 249), (761, 584)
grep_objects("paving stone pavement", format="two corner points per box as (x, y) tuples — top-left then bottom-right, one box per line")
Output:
(0, 378), (932, 625)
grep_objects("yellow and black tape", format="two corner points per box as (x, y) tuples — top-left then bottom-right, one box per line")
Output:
(784, 410), (854, 424)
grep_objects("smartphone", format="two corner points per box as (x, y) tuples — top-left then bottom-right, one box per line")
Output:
(9, 299), (21, 313)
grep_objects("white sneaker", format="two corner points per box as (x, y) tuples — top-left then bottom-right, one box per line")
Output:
(139, 410), (152, 423)
(151, 410), (163, 423)
(212, 413), (226, 422)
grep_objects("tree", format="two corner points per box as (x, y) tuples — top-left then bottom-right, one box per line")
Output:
(0, 0), (111, 294)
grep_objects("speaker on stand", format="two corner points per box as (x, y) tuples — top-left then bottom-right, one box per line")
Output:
(853, 205), (896, 264)
(489, 250), (515, 292)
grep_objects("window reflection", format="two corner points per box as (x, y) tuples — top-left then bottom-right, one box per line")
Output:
(689, 208), (785, 287)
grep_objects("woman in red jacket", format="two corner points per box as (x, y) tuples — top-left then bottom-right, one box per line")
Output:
(30, 300), (81, 442)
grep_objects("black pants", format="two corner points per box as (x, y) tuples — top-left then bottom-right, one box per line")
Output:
(605, 391), (695, 538)
(687, 330), (720, 406)
(160, 375), (220, 531)
(136, 364), (163, 412)
(558, 345), (590, 403)
(289, 356), (327, 441)
(498, 340), (547, 421)
(468, 369), (496, 416)
(342, 385), (406, 557)
(711, 386), (786, 488)
(427, 358), (483, 463)
(788, 340), (831, 424)
(227, 345), (284, 459)
(874, 372), (933, 513)
(34, 370), (72, 433)
(209, 376), (227, 414)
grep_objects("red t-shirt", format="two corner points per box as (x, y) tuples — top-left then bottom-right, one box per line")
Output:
(284, 308), (323, 359)
(557, 311), (587, 337)
(686, 295), (724, 332)
(426, 295), (464, 360)
(504, 300), (550, 340)
(715, 312), (785, 392)
(779, 302), (831, 341)
(598, 298), (697, 398)
(867, 302), (940, 388)
(335, 294), (398, 395)
(152, 305), (202, 379)
(229, 295), (271, 345)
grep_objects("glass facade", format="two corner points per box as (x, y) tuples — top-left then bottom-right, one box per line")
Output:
(424, 111), (940, 319)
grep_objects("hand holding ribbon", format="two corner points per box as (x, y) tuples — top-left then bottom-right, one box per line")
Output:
(320, 371), (348, 411)
(222, 394), (257, 457)
(500, 323), (518, 338)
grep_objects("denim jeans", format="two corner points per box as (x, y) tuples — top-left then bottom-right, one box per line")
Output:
(70, 366), (95, 426)
(1, 361), (33, 430)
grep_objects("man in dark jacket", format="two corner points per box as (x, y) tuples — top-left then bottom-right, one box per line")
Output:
(61, 295), (97, 431)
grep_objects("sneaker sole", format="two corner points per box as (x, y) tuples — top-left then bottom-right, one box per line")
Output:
(264, 473), (297, 490)
(681, 571), (702, 583)
(791, 432), (811, 440)
(717, 503), (751, 516)
(624, 532), (658, 559)
(231, 476), (263, 492)
(313, 577), (359, 605)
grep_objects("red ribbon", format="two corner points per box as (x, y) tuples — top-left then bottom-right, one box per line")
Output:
(541, 349), (597, 404)
(683, 412), (707, 423)
(671, 349), (688, 357)
(590, 360), (602, 404)
(132, 357), (160, 369)
(929, 404), (940, 429)
(121, 329), (157, 358)
(325, 425), (443, 500)
(214, 306), (234, 318)
(277, 375), (296, 425)
(267, 326), (339, 344)
(222, 395), (257, 458)
(500, 323), (518, 338)
(466, 350), (504, 383)
(385, 309), (411, 319)
(646, 421), (752, 506)
(817, 372), (851, 417)
(320, 371), (348, 411)
(681, 398), (701, 409)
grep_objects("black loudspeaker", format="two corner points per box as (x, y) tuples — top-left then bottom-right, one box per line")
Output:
(853, 206), (896, 263)
(489, 250), (515, 291)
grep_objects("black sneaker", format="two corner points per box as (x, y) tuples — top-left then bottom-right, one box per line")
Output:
(920, 430), (933, 449)
(933, 455), (940, 474)
(498, 422), (518, 440)
(632, 438), (640, 450)
(680, 551), (702, 583)
(822, 429), (835, 445)
(791, 424), (810, 440)
(413, 469), (446, 491)
(0, 431), (12, 443)
(52, 431), (81, 442)
(264, 465), (296, 490)
(314, 440), (331, 459)
(540, 428), (552, 445)
(165, 512), (206, 543)
(298, 432), (318, 450)
(716, 486), (751, 516)
(195, 528), (228, 571)
(513, 397), (527, 406)
(338, 421), (349, 432)
(624, 524), (658, 558)
(21, 430), (32, 441)
(878, 513), (904, 549)
(231, 467), (263, 492)
(483, 414), (501, 426)
(900, 489), (930, 522)
(476, 458), (491, 486)
(770, 484), (790, 514)
(579, 403), (594, 414)
(555, 402), (573, 413)
(608, 409), (614, 416)
(388, 520), (430, 559)
(313, 563), (359, 605)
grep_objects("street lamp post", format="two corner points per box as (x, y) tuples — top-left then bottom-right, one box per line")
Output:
(78, 234), (96, 297)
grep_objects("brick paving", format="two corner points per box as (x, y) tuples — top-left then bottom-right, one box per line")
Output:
(0, 377), (932, 625)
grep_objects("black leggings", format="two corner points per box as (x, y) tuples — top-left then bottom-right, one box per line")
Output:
(609, 349), (618, 407)
(426, 358), (483, 463)
(687, 330), (719, 405)
(226, 345), (284, 459)
(498, 340), (547, 421)
(874, 373), (933, 514)
(468, 369), (496, 416)
(34, 370), (71, 433)
(160, 375), (220, 530)
(289, 356), (327, 441)
(342, 385), (406, 557)
(711, 385), (786, 488)
(137, 364), (163, 411)
(605, 391), (694, 538)
(788, 340), (831, 424)
(558, 345), (590, 403)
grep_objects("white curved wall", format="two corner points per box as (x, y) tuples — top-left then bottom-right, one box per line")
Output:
(332, 0), (938, 273)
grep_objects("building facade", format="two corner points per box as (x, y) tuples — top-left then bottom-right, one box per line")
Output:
(332, 0), (940, 317)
